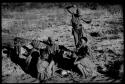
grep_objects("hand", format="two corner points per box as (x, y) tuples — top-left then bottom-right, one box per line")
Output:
(72, 5), (77, 8)
(74, 61), (80, 65)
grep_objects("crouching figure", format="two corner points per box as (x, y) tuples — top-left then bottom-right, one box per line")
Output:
(37, 48), (55, 81)
(74, 37), (97, 78)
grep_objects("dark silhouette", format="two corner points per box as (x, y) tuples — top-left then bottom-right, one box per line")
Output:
(26, 51), (40, 78)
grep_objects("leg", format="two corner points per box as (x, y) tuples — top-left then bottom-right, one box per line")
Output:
(47, 60), (55, 77)
(52, 63), (58, 76)
(72, 29), (79, 48)
(83, 58), (97, 77)
(38, 71), (46, 81)
(77, 64), (86, 78)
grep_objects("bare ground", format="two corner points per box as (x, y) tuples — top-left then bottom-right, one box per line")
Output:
(2, 5), (124, 83)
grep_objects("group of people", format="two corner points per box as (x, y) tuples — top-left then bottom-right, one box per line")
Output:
(65, 5), (97, 77)
(6, 5), (98, 82)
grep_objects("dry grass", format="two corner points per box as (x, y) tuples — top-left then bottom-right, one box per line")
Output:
(2, 4), (123, 83)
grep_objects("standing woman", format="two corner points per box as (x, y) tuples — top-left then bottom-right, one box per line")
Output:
(65, 5), (91, 49)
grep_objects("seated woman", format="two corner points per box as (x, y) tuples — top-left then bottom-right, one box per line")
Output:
(22, 40), (55, 81)
(74, 37), (97, 78)
(37, 48), (55, 81)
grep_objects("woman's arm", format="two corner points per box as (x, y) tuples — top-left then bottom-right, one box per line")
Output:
(65, 5), (74, 15)
(74, 61), (80, 65)
(47, 60), (55, 76)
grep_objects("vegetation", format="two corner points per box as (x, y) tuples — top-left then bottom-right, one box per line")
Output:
(2, 2), (123, 83)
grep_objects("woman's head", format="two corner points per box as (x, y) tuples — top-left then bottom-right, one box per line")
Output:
(31, 51), (40, 58)
(45, 37), (53, 46)
(73, 5), (77, 8)
(40, 48), (49, 60)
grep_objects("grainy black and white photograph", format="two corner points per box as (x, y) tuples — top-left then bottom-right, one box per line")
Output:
(2, 2), (124, 83)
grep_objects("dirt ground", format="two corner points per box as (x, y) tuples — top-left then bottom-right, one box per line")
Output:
(2, 3), (124, 83)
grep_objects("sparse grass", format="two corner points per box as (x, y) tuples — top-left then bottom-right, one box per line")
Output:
(2, 3), (123, 83)
(2, 9), (60, 36)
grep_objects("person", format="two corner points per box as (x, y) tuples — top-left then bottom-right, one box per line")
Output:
(25, 38), (44, 67)
(24, 38), (55, 81)
(44, 37), (59, 55)
(25, 48), (40, 77)
(65, 5), (91, 49)
(12, 37), (56, 81)
(42, 37), (73, 56)
(42, 37), (76, 72)
(14, 37), (22, 58)
(37, 48), (55, 81)
(13, 37), (33, 60)
(20, 42), (53, 82)
(74, 37), (97, 78)
(12, 37), (33, 72)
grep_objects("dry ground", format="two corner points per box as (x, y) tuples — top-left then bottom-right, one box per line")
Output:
(2, 4), (124, 83)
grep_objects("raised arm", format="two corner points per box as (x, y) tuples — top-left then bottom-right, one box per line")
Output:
(65, 5), (74, 15)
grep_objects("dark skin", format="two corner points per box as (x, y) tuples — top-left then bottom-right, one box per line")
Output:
(65, 5), (91, 24)
(66, 5), (91, 49)
(74, 38), (93, 63)
(72, 38), (98, 78)
(41, 38), (79, 71)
